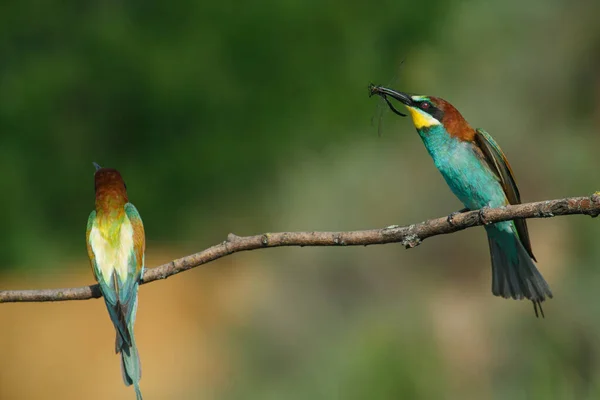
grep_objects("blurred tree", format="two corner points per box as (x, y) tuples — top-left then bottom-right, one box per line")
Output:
(0, 0), (448, 269)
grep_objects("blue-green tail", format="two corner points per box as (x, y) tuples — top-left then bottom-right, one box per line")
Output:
(486, 225), (553, 317)
(118, 333), (143, 400)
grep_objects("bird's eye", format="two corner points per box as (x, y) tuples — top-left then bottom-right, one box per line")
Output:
(420, 102), (431, 110)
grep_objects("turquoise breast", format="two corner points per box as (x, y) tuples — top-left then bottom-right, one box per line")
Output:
(418, 125), (507, 212)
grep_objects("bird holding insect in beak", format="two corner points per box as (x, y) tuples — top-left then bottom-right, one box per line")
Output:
(369, 85), (552, 317)
(86, 163), (145, 399)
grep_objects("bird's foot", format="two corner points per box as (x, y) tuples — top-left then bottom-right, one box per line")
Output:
(446, 207), (470, 226)
(478, 206), (492, 225)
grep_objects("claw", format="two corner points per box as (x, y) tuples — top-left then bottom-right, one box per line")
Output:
(478, 206), (491, 225)
(447, 212), (459, 226)
(446, 207), (470, 227)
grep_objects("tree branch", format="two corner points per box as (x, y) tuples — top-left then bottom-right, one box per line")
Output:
(2, 194), (599, 303)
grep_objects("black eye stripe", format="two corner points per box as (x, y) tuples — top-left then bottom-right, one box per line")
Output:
(415, 100), (444, 121)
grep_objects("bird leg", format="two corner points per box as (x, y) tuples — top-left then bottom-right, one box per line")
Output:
(478, 206), (492, 225)
(446, 207), (470, 226)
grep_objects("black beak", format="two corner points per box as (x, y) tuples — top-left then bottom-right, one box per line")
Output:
(368, 85), (412, 117)
(93, 162), (102, 171)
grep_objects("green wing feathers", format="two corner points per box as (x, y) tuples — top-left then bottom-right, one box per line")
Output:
(87, 199), (144, 396)
(474, 128), (535, 261)
(85, 211), (97, 274)
(474, 128), (521, 202)
(115, 203), (145, 324)
(125, 203), (146, 277)
(86, 204), (145, 347)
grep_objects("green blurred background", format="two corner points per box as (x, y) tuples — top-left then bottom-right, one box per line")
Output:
(2, 0), (600, 398)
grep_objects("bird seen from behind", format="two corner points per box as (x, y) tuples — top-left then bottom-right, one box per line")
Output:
(86, 163), (145, 399)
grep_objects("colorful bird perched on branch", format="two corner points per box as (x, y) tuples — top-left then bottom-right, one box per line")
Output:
(86, 163), (145, 399)
(369, 85), (552, 317)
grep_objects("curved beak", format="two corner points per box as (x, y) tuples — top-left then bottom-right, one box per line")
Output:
(92, 162), (102, 171)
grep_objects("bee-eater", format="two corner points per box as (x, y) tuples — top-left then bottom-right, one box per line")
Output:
(86, 163), (145, 399)
(369, 85), (552, 317)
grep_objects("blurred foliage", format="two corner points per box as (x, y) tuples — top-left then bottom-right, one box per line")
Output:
(0, 0), (449, 267)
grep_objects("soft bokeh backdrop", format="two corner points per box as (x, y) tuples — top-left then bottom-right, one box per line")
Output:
(1, 0), (600, 399)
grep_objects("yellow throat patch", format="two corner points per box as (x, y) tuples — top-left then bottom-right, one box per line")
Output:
(407, 107), (441, 129)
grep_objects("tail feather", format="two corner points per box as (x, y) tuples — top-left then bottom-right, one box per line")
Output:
(134, 385), (143, 400)
(487, 226), (552, 317)
(117, 333), (143, 399)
